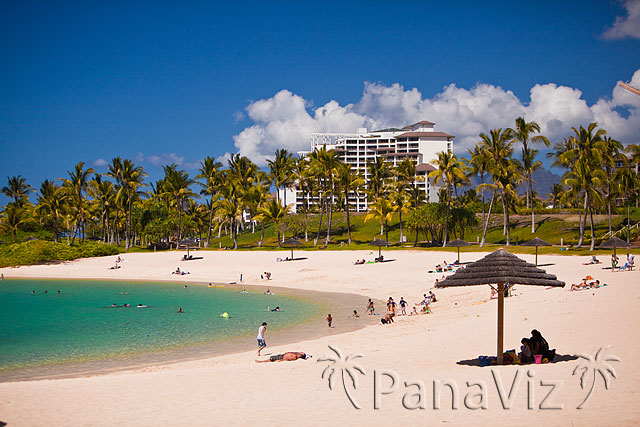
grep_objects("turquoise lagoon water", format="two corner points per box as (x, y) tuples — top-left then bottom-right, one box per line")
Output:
(0, 279), (322, 373)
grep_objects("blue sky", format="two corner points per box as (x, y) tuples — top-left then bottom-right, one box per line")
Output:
(1, 0), (639, 202)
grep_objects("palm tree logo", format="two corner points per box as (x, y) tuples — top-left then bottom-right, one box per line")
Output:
(318, 345), (366, 409)
(572, 346), (621, 409)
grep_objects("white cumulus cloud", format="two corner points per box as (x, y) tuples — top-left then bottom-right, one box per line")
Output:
(92, 158), (107, 168)
(231, 70), (640, 166)
(603, 0), (640, 40)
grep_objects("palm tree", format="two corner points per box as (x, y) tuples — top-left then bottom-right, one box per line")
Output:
(546, 183), (564, 209)
(162, 164), (197, 245)
(87, 175), (116, 243)
(1, 175), (32, 207)
(464, 145), (489, 229)
(615, 167), (639, 243)
(394, 158), (423, 209)
(477, 128), (515, 246)
(216, 182), (243, 249)
(0, 204), (29, 242)
(111, 159), (147, 249)
(64, 162), (95, 242)
(366, 157), (393, 201)
(267, 149), (295, 204)
(256, 198), (291, 247)
(335, 163), (364, 245)
(364, 197), (395, 242)
(388, 184), (411, 243)
(601, 136), (624, 234)
(558, 123), (608, 250)
(36, 179), (69, 242)
(428, 151), (468, 246)
(309, 146), (340, 247)
(196, 156), (223, 247)
(510, 117), (549, 232)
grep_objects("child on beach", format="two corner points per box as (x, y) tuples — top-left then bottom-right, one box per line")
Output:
(399, 297), (407, 315)
(367, 299), (374, 315)
(326, 314), (332, 327)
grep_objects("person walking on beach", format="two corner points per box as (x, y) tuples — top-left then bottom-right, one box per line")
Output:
(326, 314), (332, 327)
(399, 297), (407, 315)
(257, 322), (267, 355)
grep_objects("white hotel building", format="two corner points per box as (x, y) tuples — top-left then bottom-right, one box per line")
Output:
(280, 121), (454, 213)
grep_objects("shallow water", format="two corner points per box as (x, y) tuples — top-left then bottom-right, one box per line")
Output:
(0, 279), (322, 374)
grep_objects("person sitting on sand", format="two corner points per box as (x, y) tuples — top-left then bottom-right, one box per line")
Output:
(173, 267), (181, 275)
(409, 306), (418, 316)
(519, 338), (533, 363)
(429, 291), (437, 303)
(611, 254), (619, 271)
(529, 329), (552, 360)
(255, 352), (312, 363)
(352, 310), (359, 318)
(381, 312), (395, 324)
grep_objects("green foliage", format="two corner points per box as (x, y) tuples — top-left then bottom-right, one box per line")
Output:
(0, 240), (119, 267)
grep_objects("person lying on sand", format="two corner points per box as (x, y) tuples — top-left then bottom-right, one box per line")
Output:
(255, 352), (312, 363)
(583, 255), (601, 265)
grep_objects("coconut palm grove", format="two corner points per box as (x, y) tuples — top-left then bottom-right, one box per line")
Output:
(1, 117), (639, 267)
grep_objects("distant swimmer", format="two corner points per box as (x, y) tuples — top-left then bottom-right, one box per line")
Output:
(220, 312), (229, 318)
(1, 273), (4, 280)
(178, 307), (183, 313)
(268, 306), (280, 312)
(110, 303), (117, 307)
(136, 304), (148, 308)
(57, 290), (61, 294)
(31, 290), (35, 294)
(265, 289), (273, 295)
(123, 304), (130, 307)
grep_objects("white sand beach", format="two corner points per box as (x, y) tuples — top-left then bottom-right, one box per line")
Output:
(1, 249), (639, 426)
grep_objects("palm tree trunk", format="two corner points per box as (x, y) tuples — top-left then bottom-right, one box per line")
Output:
(589, 195), (596, 251)
(627, 199), (631, 244)
(578, 194), (587, 247)
(399, 211), (403, 243)
(385, 220), (389, 242)
(480, 172), (485, 229)
(207, 198), (214, 248)
(501, 196), (507, 236)
(504, 193), (511, 246)
(480, 191), (495, 247)
(529, 176), (535, 233)
(443, 189), (451, 247)
(346, 203), (352, 245)
(315, 197), (325, 246)
(324, 193), (334, 248)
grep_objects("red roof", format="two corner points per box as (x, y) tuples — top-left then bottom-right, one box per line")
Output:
(395, 131), (454, 139)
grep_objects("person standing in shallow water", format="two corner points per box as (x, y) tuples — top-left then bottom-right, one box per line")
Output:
(326, 314), (332, 327)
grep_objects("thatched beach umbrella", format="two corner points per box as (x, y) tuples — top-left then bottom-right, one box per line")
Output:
(437, 248), (564, 364)
(446, 238), (472, 263)
(179, 238), (198, 256)
(282, 238), (302, 260)
(521, 237), (551, 266)
(599, 236), (630, 258)
(369, 238), (390, 259)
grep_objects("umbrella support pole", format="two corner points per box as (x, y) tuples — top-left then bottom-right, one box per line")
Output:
(535, 247), (538, 267)
(291, 248), (294, 260)
(497, 282), (504, 365)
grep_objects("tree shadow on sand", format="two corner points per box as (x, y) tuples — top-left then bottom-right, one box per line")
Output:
(457, 353), (578, 367)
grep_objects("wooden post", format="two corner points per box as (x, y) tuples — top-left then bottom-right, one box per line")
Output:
(457, 247), (461, 263)
(535, 247), (538, 266)
(497, 282), (505, 365)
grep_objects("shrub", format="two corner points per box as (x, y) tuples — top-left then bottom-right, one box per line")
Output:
(0, 240), (119, 267)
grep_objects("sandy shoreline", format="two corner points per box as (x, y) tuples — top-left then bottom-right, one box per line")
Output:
(1, 249), (639, 426)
